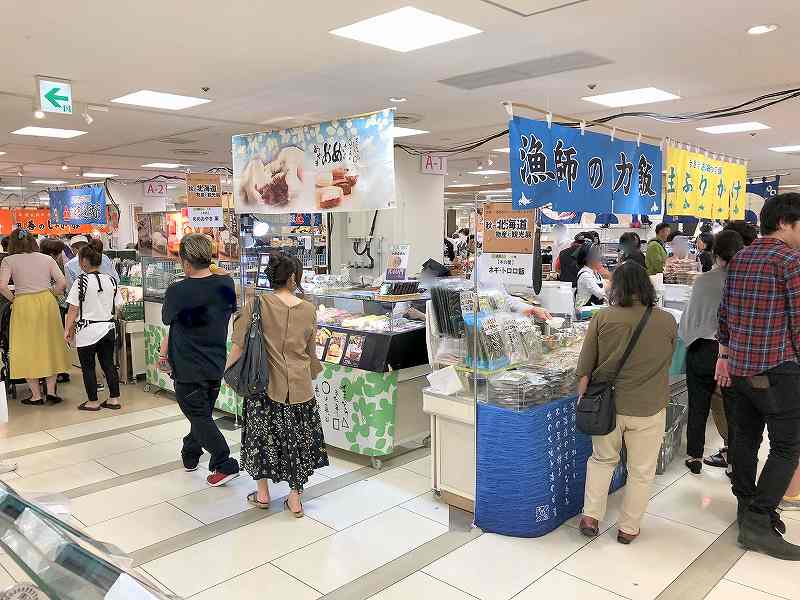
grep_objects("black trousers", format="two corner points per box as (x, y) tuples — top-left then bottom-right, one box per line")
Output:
(728, 371), (800, 514)
(77, 330), (120, 402)
(686, 339), (724, 458)
(174, 379), (239, 475)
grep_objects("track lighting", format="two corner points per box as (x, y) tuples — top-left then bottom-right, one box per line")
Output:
(34, 109), (45, 120)
(61, 162), (69, 171)
(82, 111), (94, 125)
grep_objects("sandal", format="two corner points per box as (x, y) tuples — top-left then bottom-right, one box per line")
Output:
(101, 401), (122, 410)
(284, 498), (304, 518)
(21, 398), (44, 406)
(247, 492), (270, 509)
(78, 402), (102, 412)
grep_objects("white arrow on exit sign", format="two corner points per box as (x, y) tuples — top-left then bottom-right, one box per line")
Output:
(37, 76), (73, 115)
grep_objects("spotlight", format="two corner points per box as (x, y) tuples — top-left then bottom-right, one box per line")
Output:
(82, 112), (94, 125)
(61, 162), (69, 171)
(34, 109), (45, 120)
(488, 155), (494, 167)
(16, 167), (23, 176)
(253, 221), (270, 237)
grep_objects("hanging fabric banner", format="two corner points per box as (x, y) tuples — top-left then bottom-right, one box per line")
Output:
(48, 184), (107, 225)
(232, 109), (396, 214)
(745, 176), (780, 224)
(664, 145), (747, 221)
(9, 208), (109, 236)
(510, 116), (662, 216)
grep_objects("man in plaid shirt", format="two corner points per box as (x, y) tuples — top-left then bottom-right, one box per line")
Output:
(717, 193), (800, 560)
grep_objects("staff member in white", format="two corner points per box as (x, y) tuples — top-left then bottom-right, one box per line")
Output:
(64, 239), (123, 411)
(574, 244), (607, 310)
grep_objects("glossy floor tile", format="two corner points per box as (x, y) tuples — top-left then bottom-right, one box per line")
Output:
(424, 525), (588, 600)
(191, 563), (321, 600)
(559, 513), (717, 600)
(87, 502), (203, 553)
(45, 408), (169, 440)
(368, 572), (475, 600)
(515, 569), (627, 600)
(144, 512), (332, 597)
(403, 455), (432, 478)
(96, 439), (183, 475)
(302, 467), (431, 530)
(130, 420), (189, 444)
(274, 507), (446, 594)
(400, 491), (450, 526)
(705, 579), (784, 600)
(0, 430), (57, 454)
(11, 460), (117, 494)
(315, 453), (368, 479)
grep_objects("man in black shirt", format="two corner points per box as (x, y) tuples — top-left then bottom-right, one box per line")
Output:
(160, 234), (240, 487)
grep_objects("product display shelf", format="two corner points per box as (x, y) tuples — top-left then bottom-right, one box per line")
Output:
(108, 251), (145, 383)
(0, 481), (176, 599)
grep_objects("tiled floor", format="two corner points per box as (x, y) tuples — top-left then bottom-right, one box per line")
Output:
(0, 380), (798, 599)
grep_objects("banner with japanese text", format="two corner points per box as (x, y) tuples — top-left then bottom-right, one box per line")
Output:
(510, 116), (662, 215)
(233, 109), (396, 214)
(8, 208), (109, 236)
(483, 202), (534, 253)
(744, 176), (780, 224)
(664, 145), (747, 221)
(48, 184), (107, 225)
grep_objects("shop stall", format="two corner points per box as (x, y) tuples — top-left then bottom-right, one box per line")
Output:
(105, 249), (146, 383)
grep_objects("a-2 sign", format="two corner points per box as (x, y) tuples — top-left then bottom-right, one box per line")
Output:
(143, 181), (169, 197)
(38, 78), (72, 115)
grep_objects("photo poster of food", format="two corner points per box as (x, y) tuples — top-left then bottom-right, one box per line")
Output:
(325, 332), (348, 365)
(341, 334), (366, 368)
(232, 109), (397, 214)
(139, 210), (225, 260)
(316, 328), (332, 360)
(385, 244), (410, 281)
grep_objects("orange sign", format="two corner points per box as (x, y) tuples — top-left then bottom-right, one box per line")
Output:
(482, 202), (534, 254)
(3, 209), (109, 236)
(186, 173), (222, 207)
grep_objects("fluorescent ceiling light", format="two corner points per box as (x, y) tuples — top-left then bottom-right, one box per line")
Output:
(697, 122), (770, 134)
(111, 90), (211, 110)
(769, 145), (800, 153)
(448, 184), (478, 188)
(330, 7), (482, 53)
(0, 186), (25, 191)
(142, 162), (183, 168)
(82, 172), (117, 178)
(0, 152), (5, 156)
(389, 97), (407, 103)
(11, 126), (87, 139)
(32, 180), (67, 185)
(493, 148), (510, 153)
(393, 127), (429, 137)
(582, 87), (680, 108)
(479, 189), (512, 194)
(467, 169), (507, 175)
(748, 24), (779, 35)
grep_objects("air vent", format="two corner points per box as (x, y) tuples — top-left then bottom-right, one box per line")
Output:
(172, 149), (210, 156)
(439, 51), (612, 90)
(480, 0), (591, 17)
(159, 137), (199, 145)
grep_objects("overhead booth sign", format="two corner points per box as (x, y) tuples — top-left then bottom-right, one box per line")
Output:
(49, 184), (107, 225)
(232, 109), (396, 214)
(664, 143), (747, 220)
(509, 116), (663, 216)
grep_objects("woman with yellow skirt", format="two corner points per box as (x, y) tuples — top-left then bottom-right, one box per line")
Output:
(0, 229), (70, 405)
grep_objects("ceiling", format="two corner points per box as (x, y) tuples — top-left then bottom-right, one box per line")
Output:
(1, 0), (799, 200)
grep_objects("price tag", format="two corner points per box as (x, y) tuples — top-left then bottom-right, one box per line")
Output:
(187, 206), (223, 228)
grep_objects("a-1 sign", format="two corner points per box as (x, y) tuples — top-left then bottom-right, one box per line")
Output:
(420, 154), (447, 175)
(37, 77), (72, 115)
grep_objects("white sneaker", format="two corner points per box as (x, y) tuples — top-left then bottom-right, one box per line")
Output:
(0, 463), (18, 475)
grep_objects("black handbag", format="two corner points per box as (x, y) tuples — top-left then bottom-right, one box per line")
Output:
(576, 306), (653, 436)
(224, 296), (269, 398)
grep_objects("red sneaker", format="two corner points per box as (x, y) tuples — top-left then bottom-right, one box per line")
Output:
(207, 471), (240, 487)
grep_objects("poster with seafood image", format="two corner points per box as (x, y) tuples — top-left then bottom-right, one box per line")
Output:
(232, 109), (396, 214)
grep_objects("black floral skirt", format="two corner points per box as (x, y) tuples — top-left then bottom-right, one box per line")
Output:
(240, 394), (329, 491)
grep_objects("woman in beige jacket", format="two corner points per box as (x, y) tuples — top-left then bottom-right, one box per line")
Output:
(228, 254), (328, 517)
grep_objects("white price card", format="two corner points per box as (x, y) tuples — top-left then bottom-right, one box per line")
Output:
(187, 206), (224, 228)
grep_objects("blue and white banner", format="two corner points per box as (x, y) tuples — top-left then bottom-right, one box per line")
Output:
(49, 184), (107, 225)
(510, 116), (662, 215)
(747, 176), (780, 200)
(538, 207), (583, 225)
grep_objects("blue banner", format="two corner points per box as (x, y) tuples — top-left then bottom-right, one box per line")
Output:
(747, 176), (780, 200)
(288, 213), (323, 227)
(49, 185), (107, 225)
(510, 116), (662, 215)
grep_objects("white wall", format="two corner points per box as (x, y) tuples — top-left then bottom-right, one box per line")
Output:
(330, 149), (445, 281)
(107, 181), (183, 248)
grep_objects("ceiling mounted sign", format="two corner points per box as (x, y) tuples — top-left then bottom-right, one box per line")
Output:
(420, 154), (447, 175)
(232, 109), (396, 214)
(186, 173), (222, 207)
(37, 76), (73, 115)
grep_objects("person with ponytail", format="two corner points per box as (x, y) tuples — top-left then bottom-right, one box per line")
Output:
(64, 238), (123, 411)
(0, 228), (70, 407)
(229, 253), (328, 516)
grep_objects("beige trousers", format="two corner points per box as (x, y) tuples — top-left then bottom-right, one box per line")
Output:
(583, 409), (666, 535)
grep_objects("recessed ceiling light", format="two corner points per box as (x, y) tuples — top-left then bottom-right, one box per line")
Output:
(389, 97), (408, 103)
(32, 180), (67, 185)
(448, 184), (478, 188)
(142, 162), (184, 168)
(582, 87), (680, 107)
(82, 172), (117, 178)
(748, 24), (779, 35)
(467, 169), (508, 175)
(769, 145), (800, 153)
(111, 90), (211, 110)
(33, 109), (46, 120)
(12, 126), (87, 139)
(393, 127), (429, 138)
(0, 152), (6, 156)
(330, 7), (482, 53)
(0, 186), (25, 191)
(697, 122), (770, 134)
(781, 184), (800, 188)
(493, 148), (510, 153)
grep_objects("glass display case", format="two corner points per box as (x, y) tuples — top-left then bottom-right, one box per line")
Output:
(0, 481), (176, 599)
(141, 257), (184, 302)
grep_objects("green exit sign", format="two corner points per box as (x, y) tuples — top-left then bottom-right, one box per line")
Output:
(37, 77), (73, 115)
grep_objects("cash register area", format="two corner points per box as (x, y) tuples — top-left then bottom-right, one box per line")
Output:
(0, 372), (790, 600)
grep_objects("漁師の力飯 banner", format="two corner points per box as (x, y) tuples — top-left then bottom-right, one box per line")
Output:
(232, 109), (396, 214)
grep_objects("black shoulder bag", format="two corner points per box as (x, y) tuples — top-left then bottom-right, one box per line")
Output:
(576, 306), (653, 436)
(224, 296), (269, 398)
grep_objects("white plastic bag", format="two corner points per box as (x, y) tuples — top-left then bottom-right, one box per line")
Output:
(0, 382), (8, 425)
